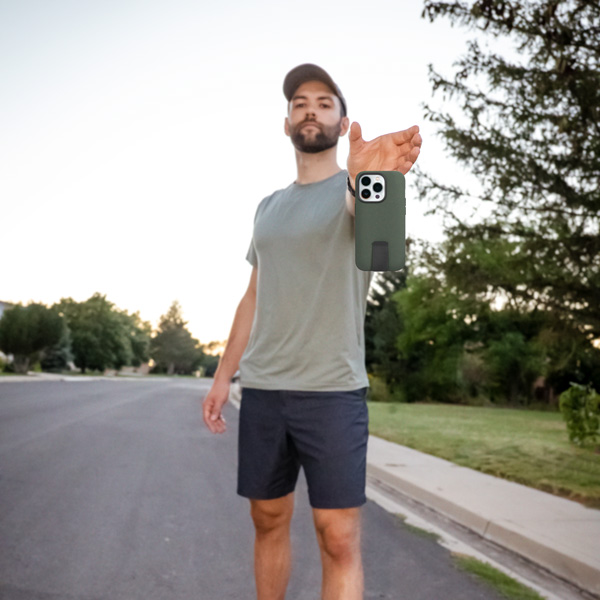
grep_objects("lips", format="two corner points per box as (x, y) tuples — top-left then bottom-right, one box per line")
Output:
(301, 122), (320, 129)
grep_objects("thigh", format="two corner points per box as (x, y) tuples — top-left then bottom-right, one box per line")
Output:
(237, 387), (301, 501)
(285, 388), (369, 510)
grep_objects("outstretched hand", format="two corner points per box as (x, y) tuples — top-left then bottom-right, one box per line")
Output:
(347, 122), (422, 183)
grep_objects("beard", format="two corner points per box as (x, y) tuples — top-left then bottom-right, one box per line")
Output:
(289, 119), (342, 154)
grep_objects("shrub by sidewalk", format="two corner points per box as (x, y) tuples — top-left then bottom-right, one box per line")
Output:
(559, 382), (599, 447)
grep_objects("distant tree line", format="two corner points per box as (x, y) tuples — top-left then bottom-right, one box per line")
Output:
(0, 295), (219, 377)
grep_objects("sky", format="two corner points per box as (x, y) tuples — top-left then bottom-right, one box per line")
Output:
(0, 0), (517, 346)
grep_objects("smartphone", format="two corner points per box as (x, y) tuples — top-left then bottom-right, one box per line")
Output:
(354, 171), (406, 271)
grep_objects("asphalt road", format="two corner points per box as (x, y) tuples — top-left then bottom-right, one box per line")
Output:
(0, 379), (505, 600)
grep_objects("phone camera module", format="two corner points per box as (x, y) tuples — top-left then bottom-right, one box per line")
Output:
(373, 182), (383, 193)
(361, 189), (371, 199)
(361, 176), (371, 186)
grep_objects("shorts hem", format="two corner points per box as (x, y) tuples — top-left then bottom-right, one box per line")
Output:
(308, 496), (367, 510)
(237, 486), (296, 501)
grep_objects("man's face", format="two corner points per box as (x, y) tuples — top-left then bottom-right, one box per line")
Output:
(284, 80), (349, 153)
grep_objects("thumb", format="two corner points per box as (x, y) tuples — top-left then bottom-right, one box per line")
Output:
(349, 121), (363, 147)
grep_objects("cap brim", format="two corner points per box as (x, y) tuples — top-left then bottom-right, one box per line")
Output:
(283, 63), (346, 115)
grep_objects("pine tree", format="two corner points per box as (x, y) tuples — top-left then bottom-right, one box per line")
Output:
(416, 0), (600, 343)
(151, 301), (204, 375)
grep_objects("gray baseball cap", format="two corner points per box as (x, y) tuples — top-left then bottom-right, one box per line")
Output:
(283, 63), (347, 116)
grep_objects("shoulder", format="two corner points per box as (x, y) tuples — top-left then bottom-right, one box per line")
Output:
(254, 183), (293, 217)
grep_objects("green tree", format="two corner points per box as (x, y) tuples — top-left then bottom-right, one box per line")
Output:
(364, 255), (408, 396)
(0, 303), (65, 373)
(151, 301), (204, 375)
(393, 272), (473, 403)
(417, 0), (600, 341)
(120, 311), (152, 367)
(40, 326), (73, 373)
(480, 312), (548, 404)
(387, 240), (557, 405)
(56, 294), (141, 373)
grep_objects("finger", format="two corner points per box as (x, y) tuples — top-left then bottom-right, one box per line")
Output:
(408, 145), (421, 160)
(390, 125), (420, 146)
(398, 148), (420, 174)
(205, 413), (222, 434)
(393, 136), (421, 170)
(348, 121), (365, 151)
(208, 399), (222, 422)
(214, 415), (227, 434)
(203, 397), (222, 432)
(202, 398), (213, 428)
(409, 146), (421, 164)
(399, 161), (414, 175)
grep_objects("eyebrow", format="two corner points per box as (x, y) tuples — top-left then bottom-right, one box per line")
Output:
(291, 95), (334, 102)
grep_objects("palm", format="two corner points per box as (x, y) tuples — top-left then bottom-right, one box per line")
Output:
(347, 122), (422, 183)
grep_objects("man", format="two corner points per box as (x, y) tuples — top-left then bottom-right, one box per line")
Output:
(203, 63), (421, 600)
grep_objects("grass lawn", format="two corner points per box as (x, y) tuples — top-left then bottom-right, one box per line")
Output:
(367, 402), (600, 508)
(452, 554), (545, 600)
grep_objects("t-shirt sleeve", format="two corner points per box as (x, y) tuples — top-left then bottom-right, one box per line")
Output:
(245, 197), (267, 267)
(246, 238), (258, 267)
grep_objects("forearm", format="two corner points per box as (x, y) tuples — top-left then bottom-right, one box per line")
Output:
(213, 293), (256, 385)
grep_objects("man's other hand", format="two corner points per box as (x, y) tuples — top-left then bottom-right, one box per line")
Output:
(347, 122), (422, 184)
(202, 381), (230, 434)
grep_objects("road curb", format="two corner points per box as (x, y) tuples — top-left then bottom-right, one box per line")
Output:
(367, 450), (600, 598)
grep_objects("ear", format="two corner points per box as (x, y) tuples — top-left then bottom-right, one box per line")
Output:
(339, 116), (350, 137)
(284, 116), (290, 137)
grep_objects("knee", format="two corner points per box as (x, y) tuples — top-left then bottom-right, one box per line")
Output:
(250, 496), (293, 536)
(317, 524), (360, 563)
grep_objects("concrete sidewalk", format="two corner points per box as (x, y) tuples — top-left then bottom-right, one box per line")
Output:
(367, 435), (600, 598)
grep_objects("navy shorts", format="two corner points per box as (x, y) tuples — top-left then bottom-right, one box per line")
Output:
(237, 386), (369, 509)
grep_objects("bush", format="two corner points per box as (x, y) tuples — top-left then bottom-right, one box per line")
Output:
(366, 374), (406, 402)
(559, 383), (599, 446)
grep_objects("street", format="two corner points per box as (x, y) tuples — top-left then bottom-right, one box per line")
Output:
(0, 379), (505, 599)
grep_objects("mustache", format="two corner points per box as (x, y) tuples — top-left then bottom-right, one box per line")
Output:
(300, 120), (321, 129)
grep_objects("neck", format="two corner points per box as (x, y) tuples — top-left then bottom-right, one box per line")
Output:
(293, 145), (342, 185)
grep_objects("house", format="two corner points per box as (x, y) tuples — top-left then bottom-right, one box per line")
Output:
(0, 300), (16, 320)
(0, 300), (16, 364)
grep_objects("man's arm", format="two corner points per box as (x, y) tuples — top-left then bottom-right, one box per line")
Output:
(213, 266), (257, 384)
(203, 266), (257, 433)
(345, 123), (421, 217)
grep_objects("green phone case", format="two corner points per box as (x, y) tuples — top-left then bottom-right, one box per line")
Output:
(355, 171), (406, 271)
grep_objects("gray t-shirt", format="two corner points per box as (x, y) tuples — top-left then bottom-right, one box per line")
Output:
(239, 169), (373, 392)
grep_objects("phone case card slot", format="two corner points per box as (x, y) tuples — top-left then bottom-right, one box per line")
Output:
(371, 241), (389, 271)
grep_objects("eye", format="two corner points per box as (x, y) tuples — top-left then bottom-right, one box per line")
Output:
(320, 103), (332, 109)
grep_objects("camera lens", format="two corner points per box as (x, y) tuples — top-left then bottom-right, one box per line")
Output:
(361, 176), (371, 186)
(373, 182), (383, 193)
(361, 189), (371, 199)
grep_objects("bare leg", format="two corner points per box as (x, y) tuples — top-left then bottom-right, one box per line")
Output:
(312, 507), (363, 600)
(250, 493), (295, 600)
